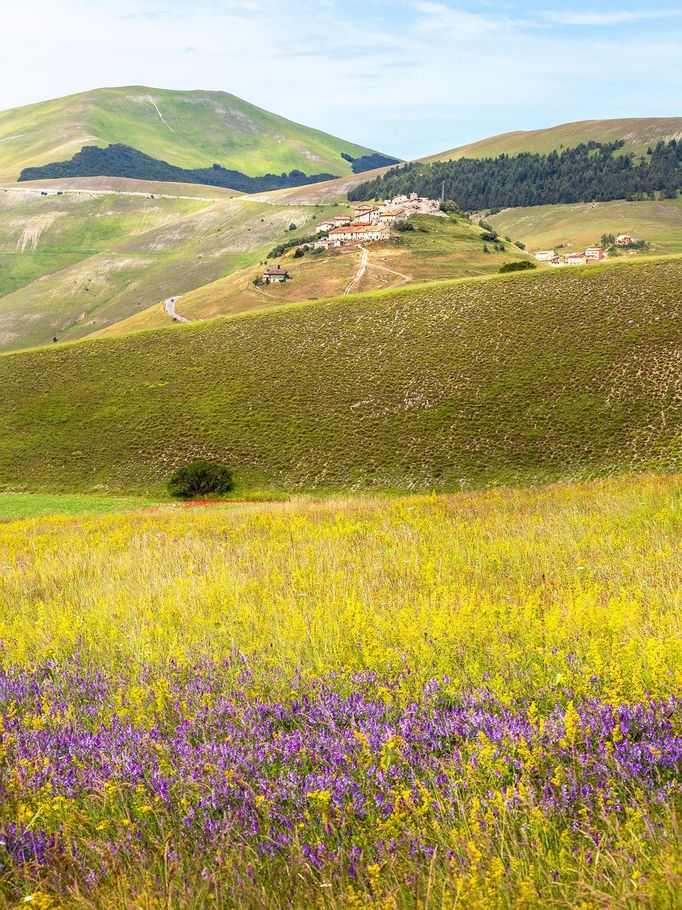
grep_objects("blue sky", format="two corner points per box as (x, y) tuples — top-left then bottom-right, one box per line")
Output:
(2, 0), (680, 159)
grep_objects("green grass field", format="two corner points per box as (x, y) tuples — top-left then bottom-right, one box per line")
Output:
(489, 197), (682, 256)
(0, 492), (155, 520)
(0, 256), (679, 496)
(0, 86), (385, 182)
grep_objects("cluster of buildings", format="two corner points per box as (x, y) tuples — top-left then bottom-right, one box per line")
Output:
(534, 234), (638, 267)
(314, 194), (442, 248)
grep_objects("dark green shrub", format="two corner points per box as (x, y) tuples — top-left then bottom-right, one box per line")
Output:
(168, 460), (234, 499)
(499, 260), (537, 273)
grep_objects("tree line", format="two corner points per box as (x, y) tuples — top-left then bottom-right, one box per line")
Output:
(19, 144), (339, 194)
(348, 140), (682, 209)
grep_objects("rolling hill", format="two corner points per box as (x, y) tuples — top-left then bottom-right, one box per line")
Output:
(98, 213), (533, 334)
(488, 197), (682, 257)
(0, 86), (394, 184)
(0, 256), (679, 496)
(0, 184), (347, 350)
(424, 117), (682, 163)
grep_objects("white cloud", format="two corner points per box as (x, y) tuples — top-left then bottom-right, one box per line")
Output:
(541, 8), (682, 26)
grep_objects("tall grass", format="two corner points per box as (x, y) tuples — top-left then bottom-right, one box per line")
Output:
(0, 476), (680, 907)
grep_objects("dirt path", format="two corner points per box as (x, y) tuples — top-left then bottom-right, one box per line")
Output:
(163, 296), (190, 323)
(366, 260), (412, 288)
(344, 245), (370, 295)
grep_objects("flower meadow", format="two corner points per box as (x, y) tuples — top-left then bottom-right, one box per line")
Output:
(0, 476), (680, 909)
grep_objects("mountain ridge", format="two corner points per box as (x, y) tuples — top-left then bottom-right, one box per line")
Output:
(0, 85), (394, 183)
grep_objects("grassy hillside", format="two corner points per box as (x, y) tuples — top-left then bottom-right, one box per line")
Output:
(0, 256), (679, 495)
(0, 188), (342, 350)
(0, 86), (386, 182)
(424, 117), (682, 163)
(125, 214), (533, 327)
(489, 197), (682, 256)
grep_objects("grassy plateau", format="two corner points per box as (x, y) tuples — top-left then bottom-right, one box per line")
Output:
(0, 255), (679, 495)
(0, 474), (679, 907)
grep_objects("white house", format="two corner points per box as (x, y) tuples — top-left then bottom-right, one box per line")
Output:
(534, 250), (556, 262)
(315, 221), (335, 233)
(566, 253), (587, 266)
(328, 222), (390, 245)
(379, 208), (406, 224)
(616, 234), (636, 246)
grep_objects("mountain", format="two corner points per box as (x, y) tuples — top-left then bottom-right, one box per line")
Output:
(0, 86), (397, 184)
(1, 255), (679, 495)
(423, 117), (682, 163)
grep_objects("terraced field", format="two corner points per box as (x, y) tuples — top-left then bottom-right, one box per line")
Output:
(0, 256), (679, 495)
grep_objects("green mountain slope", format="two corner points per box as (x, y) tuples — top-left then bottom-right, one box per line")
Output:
(0, 256), (679, 495)
(0, 86), (388, 182)
(0, 187), (340, 351)
(424, 117), (682, 163)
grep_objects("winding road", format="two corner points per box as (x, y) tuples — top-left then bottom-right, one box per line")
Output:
(164, 296), (190, 323)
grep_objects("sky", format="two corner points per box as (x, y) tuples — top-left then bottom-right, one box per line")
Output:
(1, 0), (680, 159)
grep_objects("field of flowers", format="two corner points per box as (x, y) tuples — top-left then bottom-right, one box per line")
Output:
(0, 475), (680, 908)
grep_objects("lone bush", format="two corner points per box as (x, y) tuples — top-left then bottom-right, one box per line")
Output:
(168, 460), (234, 499)
(499, 260), (537, 273)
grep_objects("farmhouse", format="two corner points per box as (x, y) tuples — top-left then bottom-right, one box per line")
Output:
(566, 253), (587, 266)
(263, 266), (290, 283)
(585, 247), (605, 262)
(534, 250), (556, 262)
(315, 221), (335, 233)
(328, 222), (390, 245)
(616, 234), (635, 246)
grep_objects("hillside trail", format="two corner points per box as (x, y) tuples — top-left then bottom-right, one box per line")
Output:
(163, 297), (190, 323)
(344, 246), (370, 295)
(345, 245), (412, 295)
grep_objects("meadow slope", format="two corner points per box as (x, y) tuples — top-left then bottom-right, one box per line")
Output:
(489, 197), (682, 256)
(102, 214), (533, 333)
(0, 86), (384, 182)
(0, 476), (680, 907)
(0, 188), (343, 350)
(424, 116), (682, 162)
(0, 256), (680, 495)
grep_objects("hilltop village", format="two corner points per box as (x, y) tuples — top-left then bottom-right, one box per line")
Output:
(315, 194), (443, 248)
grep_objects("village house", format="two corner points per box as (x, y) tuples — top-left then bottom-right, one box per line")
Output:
(534, 250), (556, 262)
(353, 206), (380, 224)
(585, 247), (605, 262)
(566, 253), (587, 266)
(616, 234), (636, 246)
(333, 215), (352, 227)
(378, 208), (406, 225)
(263, 266), (290, 284)
(328, 222), (390, 246)
(315, 220), (335, 233)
